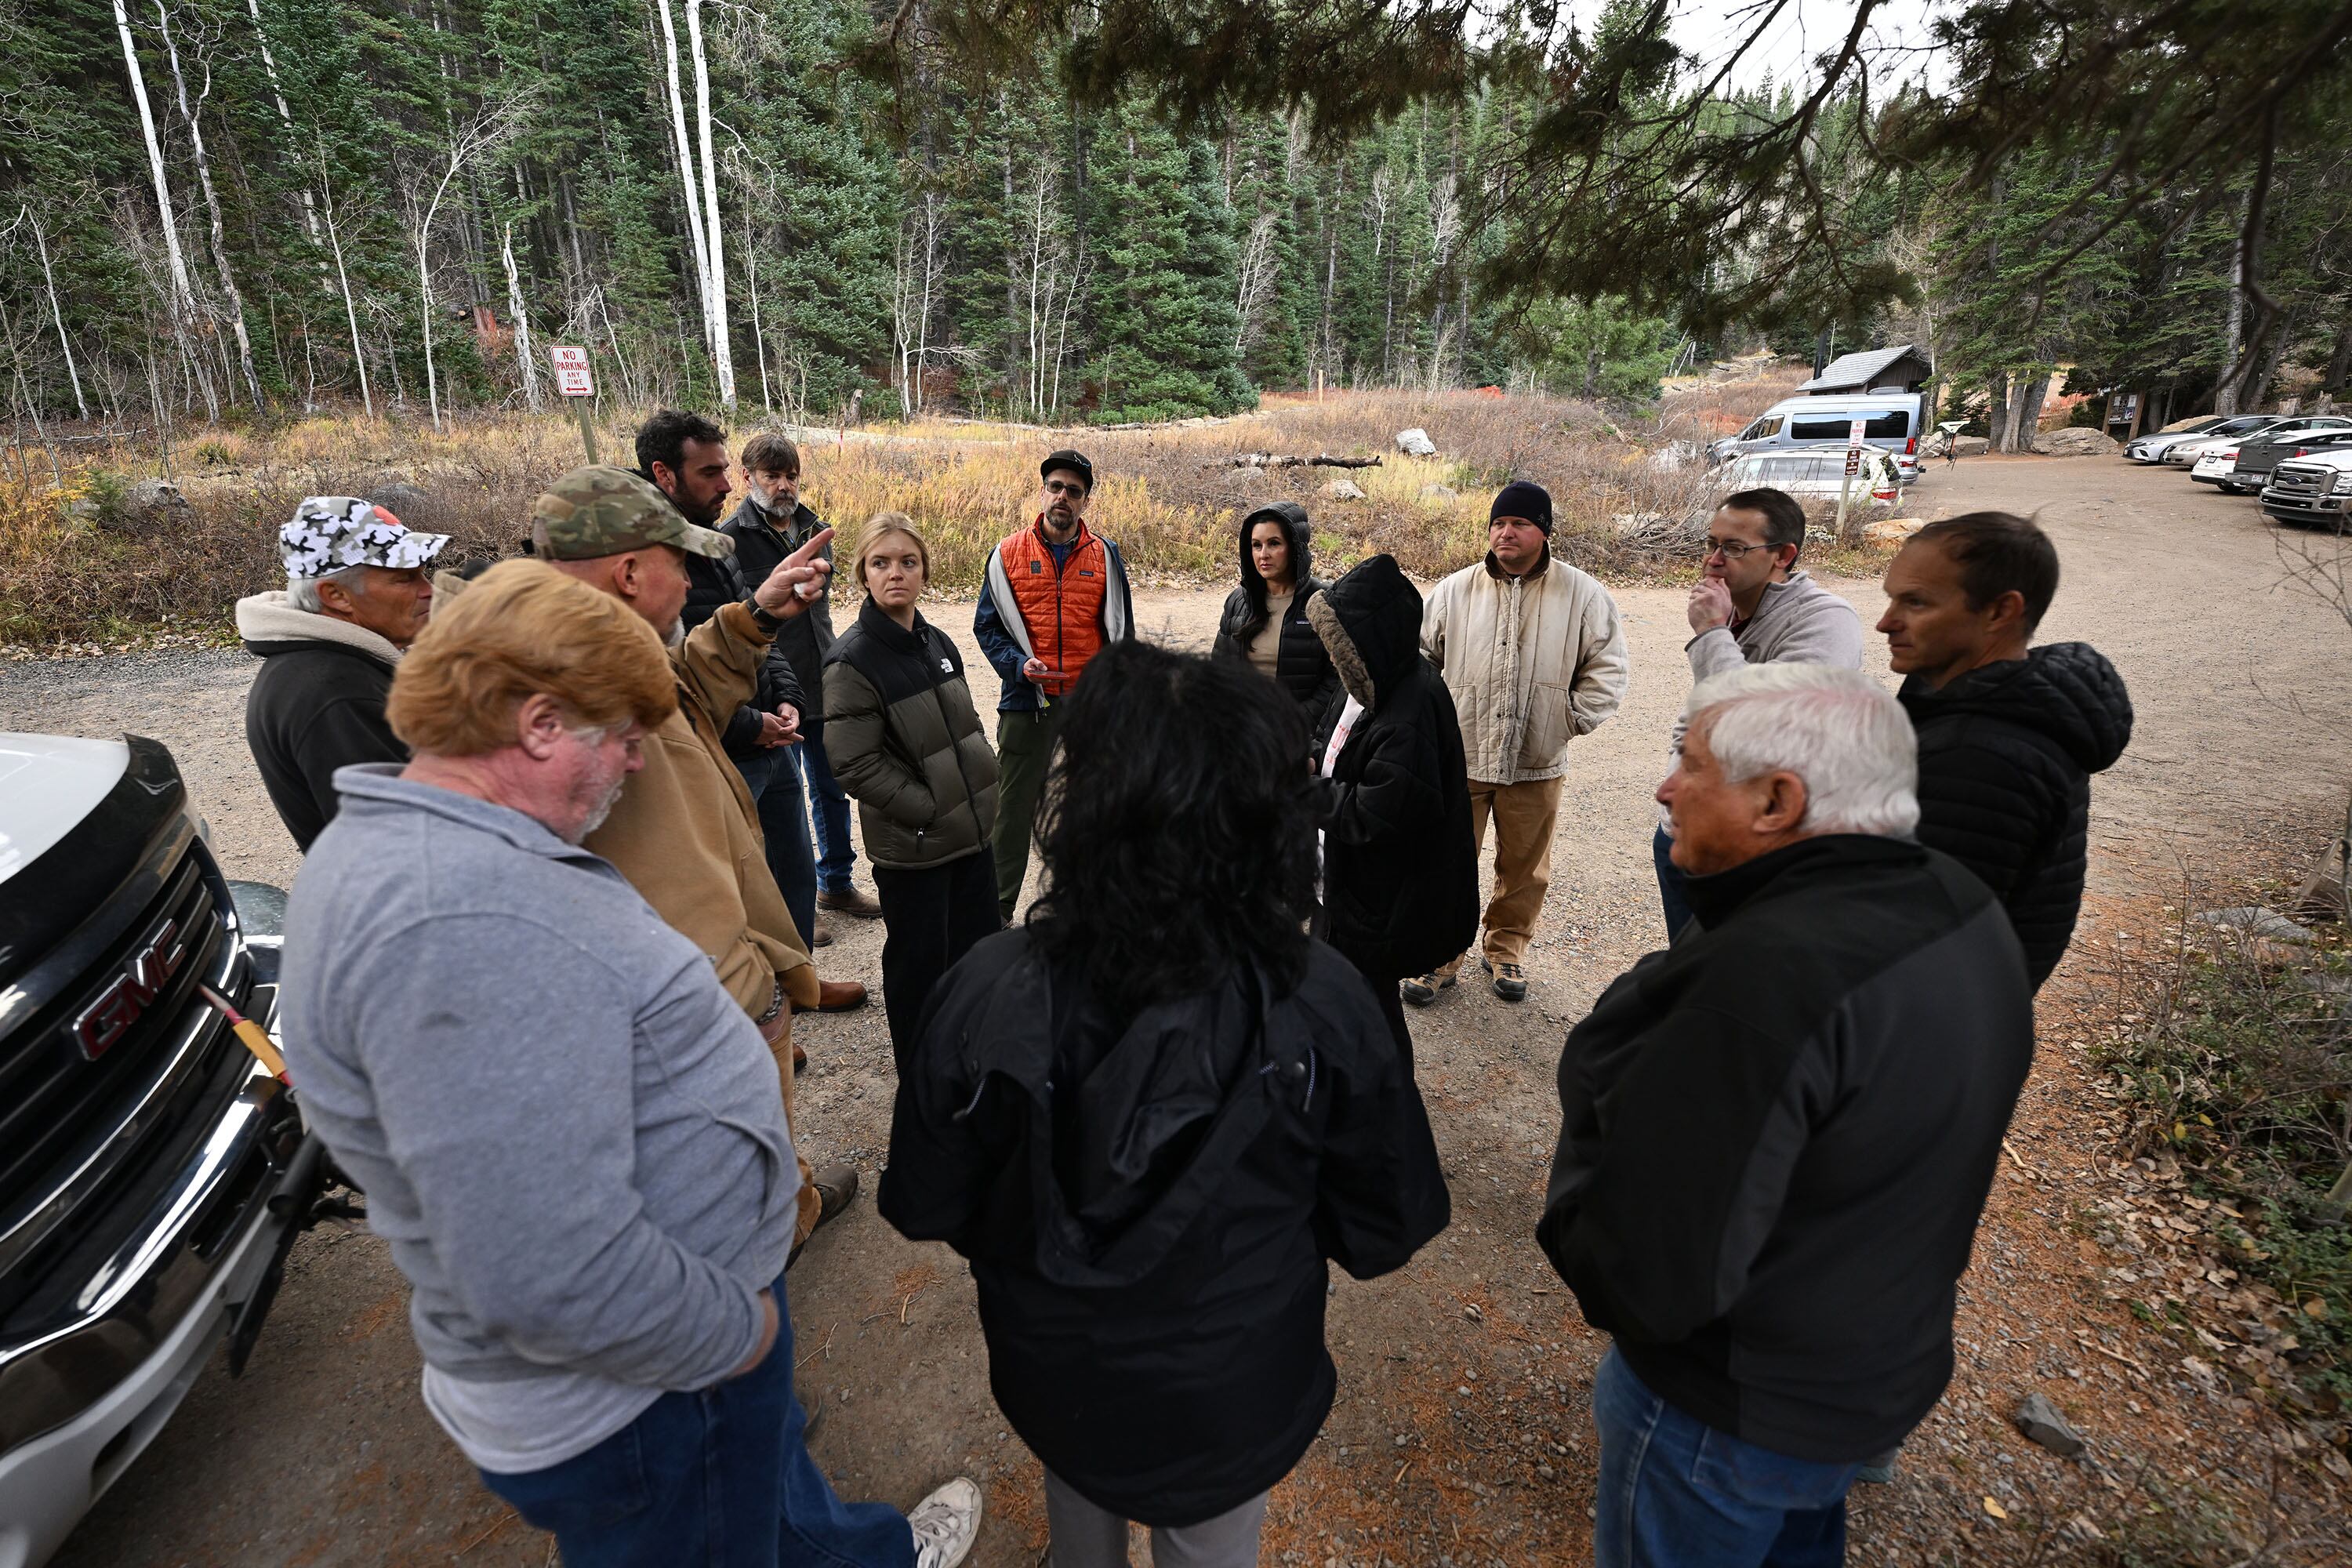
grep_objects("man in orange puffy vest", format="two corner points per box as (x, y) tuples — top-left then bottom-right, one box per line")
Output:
(975, 449), (1134, 921)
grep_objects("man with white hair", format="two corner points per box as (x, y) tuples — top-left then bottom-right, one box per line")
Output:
(1537, 664), (2033, 1568)
(238, 495), (448, 850)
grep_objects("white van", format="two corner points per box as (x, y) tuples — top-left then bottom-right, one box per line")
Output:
(1708, 392), (1928, 484)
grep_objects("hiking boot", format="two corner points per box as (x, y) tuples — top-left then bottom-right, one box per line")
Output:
(788, 1165), (860, 1270)
(817, 886), (884, 919)
(791, 1040), (808, 1073)
(811, 920), (835, 949)
(909, 1478), (984, 1568)
(816, 978), (868, 1013)
(1400, 971), (1456, 1007)
(1485, 960), (1528, 1003)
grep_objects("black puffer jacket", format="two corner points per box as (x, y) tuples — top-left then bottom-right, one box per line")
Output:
(1306, 555), (1478, 979)
(822, 600), (1000, 869)
(1211, 503), (1338, 715)
(1900, 643), (2132, 989)
(879, 930), (1449, 1526)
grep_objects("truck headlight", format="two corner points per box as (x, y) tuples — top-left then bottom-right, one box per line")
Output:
(2334, 471), (2352, 495)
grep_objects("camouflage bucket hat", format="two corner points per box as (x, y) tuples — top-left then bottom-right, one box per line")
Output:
(279, 496), (450, 578)
(531, 465), (734, 561)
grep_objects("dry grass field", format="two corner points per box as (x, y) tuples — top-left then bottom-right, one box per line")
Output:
(0, 372), (1842, 648)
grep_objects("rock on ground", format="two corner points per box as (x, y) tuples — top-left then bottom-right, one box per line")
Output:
(2031, 428), (2124, 458)
(1323, 477), (1368, 501)
(1395, 427), (1437, 456)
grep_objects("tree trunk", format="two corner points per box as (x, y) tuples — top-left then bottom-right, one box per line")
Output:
(2323, 315), (2352, 395)
(1985, 369), (2012, 453)
(2013, 372), (2049, 449)
(112, 0), (215, 422)
(156, 2), (263, 408)
(27, 212), (90, 420)
(502, 223), (540, 412)
(684, 0), (733, 407)
(2215, 245), (2246, 415)
(317, 149), (372, 416)
(242, 0), (323, 248)
(654, 0), (714, 376)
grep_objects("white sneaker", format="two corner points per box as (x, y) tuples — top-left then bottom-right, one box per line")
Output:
(909, 1476), (983, 1568)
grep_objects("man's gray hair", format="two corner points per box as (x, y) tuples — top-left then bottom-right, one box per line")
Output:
(286, 562), (370, 614)
(1686, 664), (1919, 837)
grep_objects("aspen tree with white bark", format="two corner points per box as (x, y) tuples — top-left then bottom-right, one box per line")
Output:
(154, 2), (263, 408)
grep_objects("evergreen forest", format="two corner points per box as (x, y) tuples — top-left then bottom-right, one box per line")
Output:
(2, 1), (2348, 434)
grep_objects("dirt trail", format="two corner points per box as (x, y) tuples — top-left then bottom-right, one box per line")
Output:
(10, 456), (2350, 1565)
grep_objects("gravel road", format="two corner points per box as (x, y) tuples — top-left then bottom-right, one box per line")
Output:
(9, 456), (2350, 1566)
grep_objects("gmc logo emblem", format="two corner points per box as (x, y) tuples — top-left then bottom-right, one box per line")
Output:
(71, 916), (187, 1062)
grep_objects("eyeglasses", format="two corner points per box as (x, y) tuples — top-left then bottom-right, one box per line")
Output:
(1044, 479), (1087, 498)
(1703, 538), (1773, 560)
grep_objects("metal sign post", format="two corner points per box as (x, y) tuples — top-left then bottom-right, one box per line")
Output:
(549, 346), (597, 463)
(1834, 416), (1867, 537)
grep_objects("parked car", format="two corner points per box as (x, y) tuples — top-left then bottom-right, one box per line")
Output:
(0, 732), (328, 1568)
(1703, 448), (1901, 512)
(2259, 448), (2352, 531)
(2225, 420), (2352, 490)
(2165, 415), (2288, 467)
(1706, 391), (1926, 484)
(2122, 416), (2226, 463)
(2190, 444), (2254, 491)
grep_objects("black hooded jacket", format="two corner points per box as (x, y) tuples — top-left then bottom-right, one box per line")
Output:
(880, 929), (1450, 1526)
(1900, 642), (2132, 989)
(1540, 835), (2034, 1463)
(1211, 503), (1338, 715)
(1305, 556), (1478, 978)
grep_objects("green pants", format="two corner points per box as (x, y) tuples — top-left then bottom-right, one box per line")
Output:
(992, 707), (1065, 920)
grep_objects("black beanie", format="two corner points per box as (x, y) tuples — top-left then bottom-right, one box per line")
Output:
(1491, 480), (1553, 535)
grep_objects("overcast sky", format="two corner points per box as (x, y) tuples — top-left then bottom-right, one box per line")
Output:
(1654, 0), (1955, 96)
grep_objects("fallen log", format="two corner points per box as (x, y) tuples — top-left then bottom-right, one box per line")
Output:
(1208, 452), (1384, 470)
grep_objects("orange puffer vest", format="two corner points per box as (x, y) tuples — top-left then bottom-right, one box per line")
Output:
(993, 518), (1123, 683)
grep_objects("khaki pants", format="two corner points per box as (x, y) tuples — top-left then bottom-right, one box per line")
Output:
(1439, 775), (1564, 975)
(764, 1014), (824, 1244)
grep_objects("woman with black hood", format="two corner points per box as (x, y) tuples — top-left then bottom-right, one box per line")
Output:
(1307, 554), (1479, 1070)
(880, 639), (1448, 1568)
(1211, 502), (1338, 716)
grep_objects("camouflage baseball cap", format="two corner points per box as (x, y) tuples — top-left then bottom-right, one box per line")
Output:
(279, 496), (450, 578)
(530, 465), (734, 561)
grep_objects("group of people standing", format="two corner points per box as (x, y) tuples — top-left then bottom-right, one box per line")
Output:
(232, 410), (2135, 1568)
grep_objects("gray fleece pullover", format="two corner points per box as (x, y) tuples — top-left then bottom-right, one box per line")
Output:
(1685, 570), (1864, 680)
(280, 766), (799, 1398)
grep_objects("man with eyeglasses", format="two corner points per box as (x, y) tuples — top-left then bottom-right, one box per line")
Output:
(1655, 487), (1864, 938)
(975, 449), (1134, 922)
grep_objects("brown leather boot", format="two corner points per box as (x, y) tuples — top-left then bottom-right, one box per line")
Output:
(816, 977), (867, 1013)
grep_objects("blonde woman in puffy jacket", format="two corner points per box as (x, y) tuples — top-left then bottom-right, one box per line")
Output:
(822, 514), (1001, 1065)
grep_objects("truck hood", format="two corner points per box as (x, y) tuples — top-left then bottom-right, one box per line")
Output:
(0, 734), (129, 885)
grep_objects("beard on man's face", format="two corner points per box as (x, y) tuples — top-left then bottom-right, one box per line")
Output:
(568, 768), (630, 844)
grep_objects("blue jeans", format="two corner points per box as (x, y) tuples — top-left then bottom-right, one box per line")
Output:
(478, 1277), (913, 1567)
(1653, 825), (1695, 942)
(1592, 1347), (1860, 1568)
(799, 725), (856, 895)
(737, 746), (816, 949)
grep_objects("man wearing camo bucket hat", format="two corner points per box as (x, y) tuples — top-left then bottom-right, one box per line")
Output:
(238, 495), (450, 851)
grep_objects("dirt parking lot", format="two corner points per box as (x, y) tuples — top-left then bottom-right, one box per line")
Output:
(9, 454), (2351, 1566)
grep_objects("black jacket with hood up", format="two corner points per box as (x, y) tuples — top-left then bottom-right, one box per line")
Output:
(1305, 555), (1478, 979)
(1539, 835), (2034, 1463)
(879, 929), (1450, 1526)
(1211, 503), (1338, 715)
(1900, 642), (2132, 989)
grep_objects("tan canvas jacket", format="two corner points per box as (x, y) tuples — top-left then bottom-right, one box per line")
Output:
(586, 600), (818, 1018)
(1421, 551), (1630, 785)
